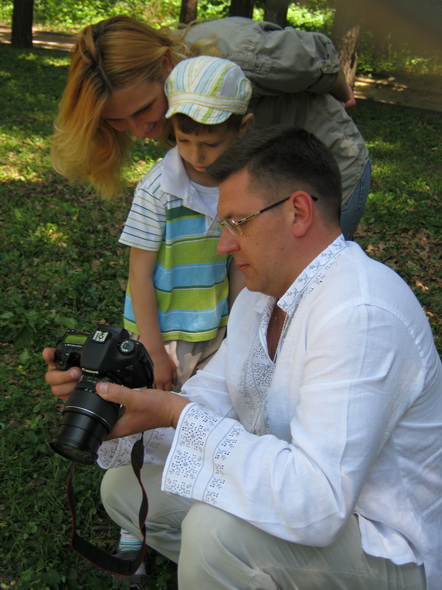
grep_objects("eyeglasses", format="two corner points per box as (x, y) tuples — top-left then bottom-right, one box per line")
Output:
(217, 193), (318, 236)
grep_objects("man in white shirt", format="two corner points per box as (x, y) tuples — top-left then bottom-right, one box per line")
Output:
(46, 127), (441, 589)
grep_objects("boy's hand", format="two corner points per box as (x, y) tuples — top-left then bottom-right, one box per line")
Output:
(149, 349), (178, 391)
(43, 347), (82, 402)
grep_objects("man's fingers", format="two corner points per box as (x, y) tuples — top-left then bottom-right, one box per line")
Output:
(45, 365), (82, 386)
(42, 347), (56, 366)
(96, 381), (128, 404)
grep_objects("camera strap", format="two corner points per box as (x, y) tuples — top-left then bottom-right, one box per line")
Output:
(66, 435), (148, 577)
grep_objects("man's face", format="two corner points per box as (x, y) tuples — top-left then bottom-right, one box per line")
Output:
(217, 169), (295, 298)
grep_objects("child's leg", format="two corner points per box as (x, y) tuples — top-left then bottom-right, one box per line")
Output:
(165, 327), (226, 391)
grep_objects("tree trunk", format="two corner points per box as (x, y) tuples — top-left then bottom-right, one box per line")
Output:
(264, 0), (291, 27)
(11, 0), (34, 48)
(180, 0), (198, 24)
(229, 0), (255, 19)
(331, 0), (365, 87)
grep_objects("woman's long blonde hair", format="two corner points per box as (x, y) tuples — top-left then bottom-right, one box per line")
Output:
(51, 15), (217, 198)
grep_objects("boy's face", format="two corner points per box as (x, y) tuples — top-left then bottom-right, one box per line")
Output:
(173, 122), (242, 186)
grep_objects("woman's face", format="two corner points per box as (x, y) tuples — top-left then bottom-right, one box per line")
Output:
(101, 79), (169, 139)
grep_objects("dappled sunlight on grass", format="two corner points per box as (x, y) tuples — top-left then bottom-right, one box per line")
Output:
(1, 38), (441, 590)
(352, 100), (441, 352)
(34, 223), (69, 247)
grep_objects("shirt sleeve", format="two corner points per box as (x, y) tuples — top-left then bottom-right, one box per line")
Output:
(162, 303), (426, 546)
(97, 340), (237, 469)
(119, 163), (166, 251)
(185, 17), (341, 96)
(97, 427), (176, 469)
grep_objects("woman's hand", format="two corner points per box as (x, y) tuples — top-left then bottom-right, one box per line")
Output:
(95, 382), (190, 438)
(341, 86), (356, 115)
(43, 347), (82, 402)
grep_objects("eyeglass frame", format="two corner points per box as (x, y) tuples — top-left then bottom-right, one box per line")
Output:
(217, 192), (318, 236)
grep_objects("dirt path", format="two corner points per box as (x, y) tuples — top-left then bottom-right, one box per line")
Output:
(354, 72), (442, 115)
(1, 24), (441, 114)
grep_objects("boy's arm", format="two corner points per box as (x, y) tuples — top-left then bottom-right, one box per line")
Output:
(129, 247), (178, 390)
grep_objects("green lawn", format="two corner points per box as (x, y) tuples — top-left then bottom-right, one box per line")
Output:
(0, 43), (441, 590)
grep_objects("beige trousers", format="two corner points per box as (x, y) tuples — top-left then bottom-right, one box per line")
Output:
(101, 464), (426, 590)
(164, 326), (226, 391)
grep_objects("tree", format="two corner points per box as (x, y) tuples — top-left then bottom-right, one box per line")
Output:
(11, 0), (34, 48)
(229, 0), (255, 19)
(180, 0), (198, 24)
(264, 0), (291, 27)
(331, 0), (366, 87)
(365, 0), (442, 59)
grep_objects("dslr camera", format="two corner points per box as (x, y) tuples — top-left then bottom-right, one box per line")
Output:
(50, 325), (153, 465)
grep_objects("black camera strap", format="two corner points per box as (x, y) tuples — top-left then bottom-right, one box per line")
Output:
(66, 435), (148, 577)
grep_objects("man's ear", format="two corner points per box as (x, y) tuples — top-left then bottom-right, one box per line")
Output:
(238, 113), (254, 137)
(290, 191), (314, 237)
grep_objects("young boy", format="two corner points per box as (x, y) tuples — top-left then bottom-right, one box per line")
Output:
(115, 57), (252, 580)
(119, 56), (253, 392)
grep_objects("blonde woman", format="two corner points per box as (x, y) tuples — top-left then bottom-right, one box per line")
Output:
(51, 14), (370, 239)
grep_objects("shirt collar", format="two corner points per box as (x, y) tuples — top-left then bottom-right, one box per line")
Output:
(279, 235), (347, 317)
(161, 146), (219, 224)
(253, 235), (347, 320)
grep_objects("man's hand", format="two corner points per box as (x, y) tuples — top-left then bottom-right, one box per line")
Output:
(95, 382), (190, 438)
(43, 347), (82, 401)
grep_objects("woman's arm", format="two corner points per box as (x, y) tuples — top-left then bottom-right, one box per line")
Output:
(329, 69), (357, 113)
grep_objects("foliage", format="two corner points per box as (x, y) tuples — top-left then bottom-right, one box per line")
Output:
(357, 31), (442, 77)
(0, 43), (171, 590)
(197, 0), (230, 20)
(286, 2), (334, 36)
(1, 0), (440, 75)
(0, 0), (181, 28)
(0, 16), (441, 590)
(285, 0), (441, 77)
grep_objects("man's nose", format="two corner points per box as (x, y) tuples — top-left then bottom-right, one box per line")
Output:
(217, 227), (239, 255)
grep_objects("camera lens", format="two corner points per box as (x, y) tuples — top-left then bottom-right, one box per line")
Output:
(50, 378), (119, 465)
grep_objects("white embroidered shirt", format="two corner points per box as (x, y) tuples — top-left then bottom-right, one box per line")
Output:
(99, 237), (442, 590)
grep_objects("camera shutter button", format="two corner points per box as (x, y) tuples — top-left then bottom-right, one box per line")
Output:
(119, 340), (136, 354)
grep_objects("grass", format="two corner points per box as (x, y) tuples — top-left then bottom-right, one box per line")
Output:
(0, 39), (441, 590)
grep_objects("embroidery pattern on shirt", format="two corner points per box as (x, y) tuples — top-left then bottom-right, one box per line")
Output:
(238, 328), (275, 435)
(204, 422), (243, 504)
(283, 236), (346, 317)
(164, 404), (242, 503)
(165, 405), (221, 496)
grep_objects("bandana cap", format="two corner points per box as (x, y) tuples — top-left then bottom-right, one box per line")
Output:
(165, 56), (252, 125)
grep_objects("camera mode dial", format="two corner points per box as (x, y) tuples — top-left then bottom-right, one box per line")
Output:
(118, 339), (136, 355)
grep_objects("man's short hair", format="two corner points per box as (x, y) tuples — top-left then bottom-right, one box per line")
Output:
(208, 126), (342, 225)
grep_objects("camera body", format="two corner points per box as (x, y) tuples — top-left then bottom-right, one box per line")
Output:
(50, 325), (154, 465)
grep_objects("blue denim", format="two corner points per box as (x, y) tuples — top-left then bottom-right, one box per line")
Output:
(340, 159), (372, 240)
